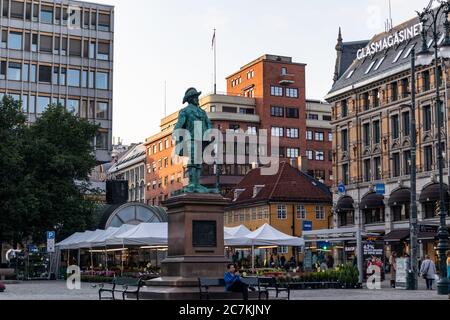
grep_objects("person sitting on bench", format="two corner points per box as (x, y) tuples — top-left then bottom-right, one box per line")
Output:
(224, 264), (250, 300)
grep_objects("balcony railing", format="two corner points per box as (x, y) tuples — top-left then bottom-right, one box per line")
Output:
(278, 74), (295, 86)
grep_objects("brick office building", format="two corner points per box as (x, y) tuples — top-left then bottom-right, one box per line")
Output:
(144, 54), (333, 205)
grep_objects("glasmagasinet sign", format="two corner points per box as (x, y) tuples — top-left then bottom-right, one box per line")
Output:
(357, 23), (422, 60)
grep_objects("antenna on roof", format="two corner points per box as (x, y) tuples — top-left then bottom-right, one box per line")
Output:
(385, 0), (393, 32)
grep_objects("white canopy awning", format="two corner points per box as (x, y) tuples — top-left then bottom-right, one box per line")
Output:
(113, 223), (167, 246)
(245, 224), (305, 247)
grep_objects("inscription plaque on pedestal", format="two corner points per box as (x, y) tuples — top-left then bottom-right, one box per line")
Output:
(192, 221), (217, 247)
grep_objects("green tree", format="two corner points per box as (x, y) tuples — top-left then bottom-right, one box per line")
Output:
(0, 96), (29, 246)
(22, 104), (101, 242)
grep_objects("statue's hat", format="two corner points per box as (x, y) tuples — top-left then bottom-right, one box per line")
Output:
(183, 87), (202, 104)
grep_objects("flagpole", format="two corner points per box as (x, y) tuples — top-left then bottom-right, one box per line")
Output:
(214, 28), (217, 94)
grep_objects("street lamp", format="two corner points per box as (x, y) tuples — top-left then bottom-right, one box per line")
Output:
(416, 0), (450, 295)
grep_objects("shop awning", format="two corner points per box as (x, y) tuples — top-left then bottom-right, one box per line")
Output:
(336, 196), (354, 212)
(384, 229), (409, 242)
(388, 188), (411, 207)
(360, 193), (384, 209)
(419, 183), (450, 203)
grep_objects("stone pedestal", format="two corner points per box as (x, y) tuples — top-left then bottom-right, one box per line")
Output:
(149, 193), (231, 290)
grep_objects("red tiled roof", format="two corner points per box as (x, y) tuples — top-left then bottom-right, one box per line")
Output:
(226, 162), (332, 206)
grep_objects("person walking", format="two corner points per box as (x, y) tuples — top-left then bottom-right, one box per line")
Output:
(389, 252), (397, 288)
(420, 255), (437, 290)
(446, 251), (450, 280)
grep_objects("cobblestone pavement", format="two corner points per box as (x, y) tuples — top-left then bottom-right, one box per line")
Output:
(0, 280), (448, 300)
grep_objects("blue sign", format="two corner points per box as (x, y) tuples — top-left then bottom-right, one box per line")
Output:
(317, 241), (332, 250)
(375, 183), (385, 195)
(303, 221), (313, 231)
(47, 231), (55, 240)
(338, 184), (346, 194)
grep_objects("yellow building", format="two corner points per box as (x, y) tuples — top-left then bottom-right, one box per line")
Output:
(225, 162), (332, 260)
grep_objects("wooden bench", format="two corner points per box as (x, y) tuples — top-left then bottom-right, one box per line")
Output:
(258, 277), (290, 300)
(98, 277), (143, 301)
(198, 278), (226, 300)
(241, 277), (269, 300)
(0, 269), (15, 281)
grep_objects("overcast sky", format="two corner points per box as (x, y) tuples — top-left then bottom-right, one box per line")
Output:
(93, 0), (429, 144)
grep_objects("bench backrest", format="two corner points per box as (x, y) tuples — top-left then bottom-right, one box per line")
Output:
(198, 278), (225, 287)
(241, 277), (259, 286)
(258, 277), (278, 287)
(114, 277), (142, 287)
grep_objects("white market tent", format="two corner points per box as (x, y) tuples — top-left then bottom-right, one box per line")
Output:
(113, 223), (168, 246)
(246, 224), (305, 247)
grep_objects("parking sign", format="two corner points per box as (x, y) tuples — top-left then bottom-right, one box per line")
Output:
(47, 231), (56, 253)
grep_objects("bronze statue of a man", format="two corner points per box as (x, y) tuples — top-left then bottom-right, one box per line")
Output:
(173, 88), (214, 193)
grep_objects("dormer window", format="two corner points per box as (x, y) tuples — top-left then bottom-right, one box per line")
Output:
(234, 189), (245, 201)
(253, 185), (265, 198)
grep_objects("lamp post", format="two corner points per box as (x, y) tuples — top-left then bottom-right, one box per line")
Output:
(409, 47), (419, 291)
(416, 0), (450, 295)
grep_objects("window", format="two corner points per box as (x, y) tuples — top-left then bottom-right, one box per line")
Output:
(96, 72), (109, 89)
(69, 38), (82, 56)
(270, 86), (283, 96)
(328, 133), (333, 142)
(31, 34), (38, 52)
(323, 115), (332, 121)
(89, 71), (94, 88)
(306, 150), (313, 160)
(423, 70), (431, 91)
(263, 207), (269, 220)
(81, 70), (88, 88)
(372, 89), (380, 107)
(0, 61), (5, 79)
(423, 105), (432, 131)
(365, 59), (377, 74)
(401, 78), (410, 98)
(271, 106), (284, 117)
(286, 88), (299, 98)
(374, 157), (382, 180)
(1, 30), (7, 48)
(341, 100), (348, 117)
(315, 206), (325, 220)
(286, 128), (299, 139)
(2, 0), (8, 17)
(67, 99), (79, 116)
(247, 126), (257, 135)
(315, 132), (324, 141)
(40, 6), (53, 24)
(308, 114), (319, 120)
(281, 67), (287, 76)
(98, 42), (109, 60)
(342, 164), (349, 185)
(297, 205), (306, 219)
(7, 62), (21, 81)
(277, 205), (287, 220)
(245, 209), (250, 222)
(251, 208), (257, 221)
(8, 32), (22, 50)
(363, 123), (371, 147)
(96, 102), (108, 119)
(391, 82), (398, 102)
(364, 159), (371, 182)
(403, 150), (411, 175)
(286, 148), (299, 158)
(392, 153), (401, 178)
(391, 115), (399, 139)
(362, 92), (370, 111)
(59, 68), (66, 86)
(37, 96), (50, 114)
(96, 131), (109, 150)
(257, 208), (263, 220)
(30, 64), (36, 82)
(68, 69), (80, 87)
(10, 1), (24, 19)
(98, 13), (111, 31)
(271, 127), (283, 137)
(38, 65), (52, 83)
(40, 35), (52, 53)
(373, 120), (381, 144)
(315, 151), (325, 161)
(22, 63), (28, 81)
(306, 130), (313, 141)
(402, 112), (410, 136)
(286, 107), (299, 118)
(424, 145), (433, 172)
(341, 129), (349, 151)
(278, 246), (288, 254)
